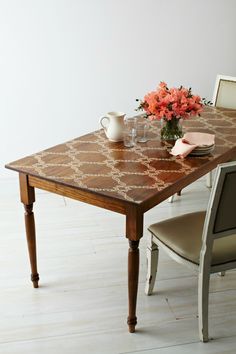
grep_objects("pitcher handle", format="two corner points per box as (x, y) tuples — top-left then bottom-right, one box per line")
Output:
(100, 116), (110, 131)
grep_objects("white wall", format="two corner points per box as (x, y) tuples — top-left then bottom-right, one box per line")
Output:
(1, 0), (236, 178)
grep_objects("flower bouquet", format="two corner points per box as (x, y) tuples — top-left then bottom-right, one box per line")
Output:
(136, 82), (205, 140)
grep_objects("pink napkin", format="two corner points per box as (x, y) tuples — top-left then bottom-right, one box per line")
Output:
(170, 132), (215, 158)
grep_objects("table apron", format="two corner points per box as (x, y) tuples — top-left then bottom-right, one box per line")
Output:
(27, 175), (131, 215)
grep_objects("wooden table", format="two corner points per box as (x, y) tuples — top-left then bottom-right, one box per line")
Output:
(5, 106), (236, 333)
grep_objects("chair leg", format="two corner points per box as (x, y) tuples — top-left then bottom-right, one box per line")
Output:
(206, 171), (213, 188)
(198, 269), (210, 342)
(145, 234), (159, 295)
(168, 195), (175, 203)
(168, 190), (182, 203)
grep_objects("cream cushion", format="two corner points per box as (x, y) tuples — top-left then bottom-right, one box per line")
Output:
(148, 211), (236, 266)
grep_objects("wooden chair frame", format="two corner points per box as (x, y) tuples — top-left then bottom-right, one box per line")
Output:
(207, 75), (236, 190)
(169, 74), (236, 202)
(212, 74), (236, 108)
(145, 161), (236, 342)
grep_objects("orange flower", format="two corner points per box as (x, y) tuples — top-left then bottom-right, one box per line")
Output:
(137, 82), (204, 121)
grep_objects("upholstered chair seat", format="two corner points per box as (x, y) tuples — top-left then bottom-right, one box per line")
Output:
(146, 162), (236, 342)
(148, 211), (236, 266)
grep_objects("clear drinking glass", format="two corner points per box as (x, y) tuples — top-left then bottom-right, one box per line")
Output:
(136, 116), (149, 143)
(123, 118), (137, 147)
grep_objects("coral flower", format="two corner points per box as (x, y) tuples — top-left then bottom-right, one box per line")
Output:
(137, 82), (204, 121)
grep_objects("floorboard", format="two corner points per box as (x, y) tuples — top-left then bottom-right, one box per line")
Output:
(1, 176), (236, 353)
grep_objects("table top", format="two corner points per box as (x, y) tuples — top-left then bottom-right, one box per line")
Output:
(5, 107), (236, 207)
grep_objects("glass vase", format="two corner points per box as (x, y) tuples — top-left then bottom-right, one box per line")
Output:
(161, 117), (183, 141)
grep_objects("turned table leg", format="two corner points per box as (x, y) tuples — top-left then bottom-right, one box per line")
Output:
(127, 240), (139, 333)
(24, 203), (39, 288)
(126, 207), (143, 333)
(19, 174), (39, 288)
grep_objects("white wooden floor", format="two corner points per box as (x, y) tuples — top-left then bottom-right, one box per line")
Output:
(1, 176), (236, 354)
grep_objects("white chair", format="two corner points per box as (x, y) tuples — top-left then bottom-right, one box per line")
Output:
(206, 75), (236, 189)
(169, 75), (236, 202)
(212, 74), (236, 109)
(145, 161), (236, 342)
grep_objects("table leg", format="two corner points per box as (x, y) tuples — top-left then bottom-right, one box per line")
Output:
(24, 203), (39, 288)
(19, 174), (39, 288)
(126, 207), (143, 333)
(127, 240), (139, 333)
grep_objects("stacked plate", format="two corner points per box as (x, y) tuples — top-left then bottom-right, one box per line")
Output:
(189, 143), (215, 156)
(181, 132), (215, 156)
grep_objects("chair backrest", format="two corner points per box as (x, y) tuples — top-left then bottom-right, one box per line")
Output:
(200, 161), (236, 268)
(212, 75), (236, 109)
(203, 161), (236, 242)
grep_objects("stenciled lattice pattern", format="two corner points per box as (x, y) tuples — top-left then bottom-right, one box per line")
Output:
(6, 107), (236, 203)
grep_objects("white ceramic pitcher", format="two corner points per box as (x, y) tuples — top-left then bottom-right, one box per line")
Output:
(100, 111), (125, 142)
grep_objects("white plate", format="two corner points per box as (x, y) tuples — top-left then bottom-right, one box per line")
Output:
(194, 143), (215, 150)
(190, 146), (215, 156)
